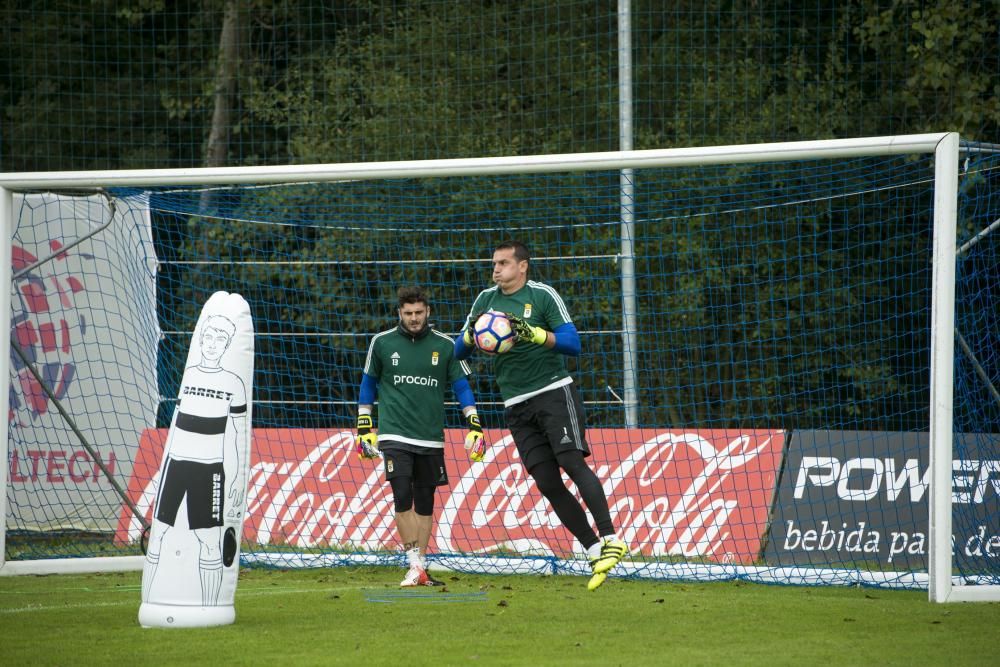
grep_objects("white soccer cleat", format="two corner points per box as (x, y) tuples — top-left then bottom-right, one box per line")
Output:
(400, 565), (430, 587)
(423, 571), (446, 587)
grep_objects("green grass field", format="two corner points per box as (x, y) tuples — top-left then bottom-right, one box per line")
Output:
(2, 567), (998, 666)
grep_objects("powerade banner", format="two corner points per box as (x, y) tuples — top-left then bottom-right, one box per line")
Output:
(8, 192), (158, 532)
(763, 430), (1000, 571)
(118, 429), (784, 564)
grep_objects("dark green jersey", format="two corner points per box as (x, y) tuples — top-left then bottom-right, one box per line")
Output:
(363, 325), (470, 448)
(465, 280), (574, 406)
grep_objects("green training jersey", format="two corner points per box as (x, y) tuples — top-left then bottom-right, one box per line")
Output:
(363, 325), (470, 448)
(466, 280), (574, 406)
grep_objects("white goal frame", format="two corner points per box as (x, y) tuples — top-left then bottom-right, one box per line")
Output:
(1, 132), (993, 602)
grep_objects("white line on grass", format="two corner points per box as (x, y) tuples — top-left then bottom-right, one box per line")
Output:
(0, 585), (372, 614)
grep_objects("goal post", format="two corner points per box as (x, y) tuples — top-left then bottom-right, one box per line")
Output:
(928, 132), (960, 603)
(3, 133), (999, 602)
(928, 133), (1000, 602)
(1, 185), (11, 573)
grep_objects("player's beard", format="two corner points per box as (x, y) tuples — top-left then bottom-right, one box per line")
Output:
(400, 319), (429, 336)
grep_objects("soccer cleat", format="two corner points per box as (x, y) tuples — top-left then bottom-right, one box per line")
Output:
(587, 570), (608, 592)
(589, 538), (628, 575)
(422, 571), (446, 587)
(400, 565), (430, 587)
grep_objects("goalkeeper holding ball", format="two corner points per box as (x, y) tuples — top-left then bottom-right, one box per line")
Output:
(455, 240), (628, 591)
(355, 286), (487, 587)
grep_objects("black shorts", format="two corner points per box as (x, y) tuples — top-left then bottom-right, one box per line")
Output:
(504, 383), (589, 472)
(380, 444), (449, 487)
(155, 457), (226, 529)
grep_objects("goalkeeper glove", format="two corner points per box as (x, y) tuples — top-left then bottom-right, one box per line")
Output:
(464, 413), (487, 462)
(356, 413), (380, 460)
(505, 312), (547, 345)
(461, 311), (486, 347)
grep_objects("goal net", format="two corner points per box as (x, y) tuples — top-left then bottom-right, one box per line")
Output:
(2, 134), (998, 601)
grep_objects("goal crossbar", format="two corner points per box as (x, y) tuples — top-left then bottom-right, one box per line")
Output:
(0, 134), (952, 189)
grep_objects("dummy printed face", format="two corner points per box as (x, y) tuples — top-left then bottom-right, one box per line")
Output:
(200, 326), (233, 361)
(398, 301), (429, 334)
(492, 247), (527, 294)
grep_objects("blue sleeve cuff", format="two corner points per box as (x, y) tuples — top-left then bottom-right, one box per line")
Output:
(358, 373), (378, 405)
(552, 322), (581, 356)
(452, 377), (476, 410)
(455, 334), (474, 360)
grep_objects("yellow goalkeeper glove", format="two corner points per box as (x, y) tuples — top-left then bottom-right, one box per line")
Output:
(464, 413), (487, 462)
(505, 312), (547, 345)
(461, 311), (486, 347)
(356, 413), (380, 460)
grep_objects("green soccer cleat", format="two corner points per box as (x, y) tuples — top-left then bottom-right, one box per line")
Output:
(589, 538), (628, 575)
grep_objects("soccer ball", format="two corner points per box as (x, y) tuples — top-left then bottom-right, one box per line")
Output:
(473, 310), (515, 355)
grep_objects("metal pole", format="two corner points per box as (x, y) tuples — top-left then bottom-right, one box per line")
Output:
(0, 187), (13, 569)
(618, 0), (639, 427)
(928, 132), (959, 602)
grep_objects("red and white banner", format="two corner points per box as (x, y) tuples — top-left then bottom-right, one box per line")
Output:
(118, 428), (784, 564)
(9, 192), (158, 532)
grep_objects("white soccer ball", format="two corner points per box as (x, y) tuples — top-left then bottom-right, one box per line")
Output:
(473, 310), (515, 355)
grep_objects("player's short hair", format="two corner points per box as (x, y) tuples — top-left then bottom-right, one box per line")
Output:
(397, 285), (429, 309)
(495, 239), (530, 263)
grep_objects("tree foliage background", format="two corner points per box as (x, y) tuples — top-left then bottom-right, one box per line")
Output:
(3, 0), (997, 170)
(2, 0), (998, 431)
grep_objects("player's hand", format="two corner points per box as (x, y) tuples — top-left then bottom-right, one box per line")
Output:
(464, 413), (487, 462)
(505, 312), (547, 345)
(356, 414), (380, 460)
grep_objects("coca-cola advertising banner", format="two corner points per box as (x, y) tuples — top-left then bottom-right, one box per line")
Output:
(117, 428), (785, 564)
(763, 430), (1000, 571)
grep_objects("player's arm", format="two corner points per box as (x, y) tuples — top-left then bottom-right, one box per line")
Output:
(455, 300), (487, 360)
(550, 322), (581, 356)
(356, 373), (380, 460)
(452, 376), (487, 462)
(455, 326), (475, 360)
(506, 315), (580, 356)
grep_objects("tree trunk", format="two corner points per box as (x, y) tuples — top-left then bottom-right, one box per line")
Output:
(204, 1), (242, 170)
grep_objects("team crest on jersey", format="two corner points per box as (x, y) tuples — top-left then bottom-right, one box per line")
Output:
(391, 351), (400, 366)
(523, 303), (533, 318)
(431, 351), (439, 366)
(386, 460), (394, 473)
